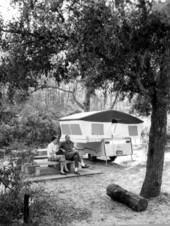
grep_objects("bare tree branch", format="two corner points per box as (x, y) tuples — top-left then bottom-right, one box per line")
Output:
(30, 85), (72, 94)
(30, 83), (85, 110)
(0, 175), (15, 193)
(0, 29), (37, 38)
(66, 86), (71, 105)
(0, 29), (69, 41)
(110, 91), (119, 109)
(135, 77), (146, 93)
(72, 83), (84, 110)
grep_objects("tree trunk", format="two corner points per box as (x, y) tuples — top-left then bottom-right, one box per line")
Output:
(140, 54), (170, 198)
(103, 83), (108, 109)
(140, 95), (167, 198)
(107, 184), (148, 212)
(83, 85), (94, 112)
(110, 91), (119, 110)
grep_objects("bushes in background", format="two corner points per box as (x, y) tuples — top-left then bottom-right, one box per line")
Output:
(0, 111), (61, 149)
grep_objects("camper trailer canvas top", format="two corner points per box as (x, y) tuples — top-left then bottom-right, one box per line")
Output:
(59, 110), (143, 160)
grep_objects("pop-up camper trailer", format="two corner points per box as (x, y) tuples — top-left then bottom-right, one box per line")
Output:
(59, 110), (143, 161)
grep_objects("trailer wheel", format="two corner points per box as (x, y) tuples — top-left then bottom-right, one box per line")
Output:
(88, 154), (97, 161)
(110, 156), (117, 161)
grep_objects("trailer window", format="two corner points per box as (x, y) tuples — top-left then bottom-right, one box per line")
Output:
(61, 124), (71, 135)
(92, 124), (104, 135)
(128, 126), (138, 136)
(70, 124), (82, 135)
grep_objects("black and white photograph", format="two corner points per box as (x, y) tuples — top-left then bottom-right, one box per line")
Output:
(0, 0), (170, 225)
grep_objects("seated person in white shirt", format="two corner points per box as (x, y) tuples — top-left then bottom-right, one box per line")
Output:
(47, 135), (69, 175)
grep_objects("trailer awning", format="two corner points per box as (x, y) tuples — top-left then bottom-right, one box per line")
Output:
(59, 110), (143, 124)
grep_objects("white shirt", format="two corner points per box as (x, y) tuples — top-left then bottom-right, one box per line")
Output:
(47, 142), (59, 158)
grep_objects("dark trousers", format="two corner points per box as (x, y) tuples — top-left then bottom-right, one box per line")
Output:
(65, 151), (81, 168)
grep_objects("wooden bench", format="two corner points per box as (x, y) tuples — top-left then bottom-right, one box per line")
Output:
(33, 149), (75, 172)
(34, 149), (48, 160)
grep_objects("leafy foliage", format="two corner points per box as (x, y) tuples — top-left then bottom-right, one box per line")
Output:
(0, 0), (70, 104)
(0, 154), (90, 225)
(0, 110), (60, 149)
(130, 95), (152, 116)
(0, 156), (32, 224)
(0, 0), (170, 105)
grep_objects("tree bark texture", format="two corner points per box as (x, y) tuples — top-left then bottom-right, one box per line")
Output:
(106, 184), (148, 212)
(140, 98), (167, 198)
(140, 53), (170, 198)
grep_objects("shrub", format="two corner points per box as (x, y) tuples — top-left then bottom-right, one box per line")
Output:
(0, 165), (31, 224)
(0, 169), (90, 226)
(0, 111), (61, 149)
(0, 152), (91, 226)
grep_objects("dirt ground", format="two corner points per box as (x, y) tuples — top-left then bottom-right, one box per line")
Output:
(38, 146), (170, 226)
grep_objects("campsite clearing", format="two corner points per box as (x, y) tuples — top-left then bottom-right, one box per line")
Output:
(38, 145), (170, 225)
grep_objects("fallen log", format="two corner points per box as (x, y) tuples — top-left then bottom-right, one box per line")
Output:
(106, 184), (148, 212)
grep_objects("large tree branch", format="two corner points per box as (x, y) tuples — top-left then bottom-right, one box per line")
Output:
(30, 85), (72, 94)
(126, 71), (146, 94)
(30, 83), (85, 110)
(135, 77), (146, 94)
(0, 28), (69, 41)
(72, 84), (84, 110)
(0, 28), (37, 37)
(110, 91), (119, 110)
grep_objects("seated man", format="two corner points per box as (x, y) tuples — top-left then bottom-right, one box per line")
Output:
(59, 135), (89, 174)
(47, 136), (69, 175)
